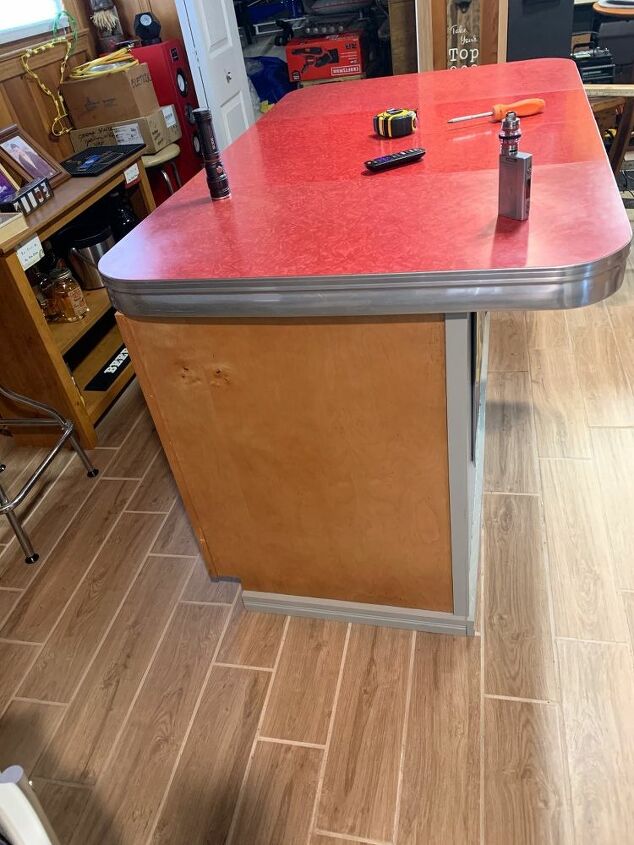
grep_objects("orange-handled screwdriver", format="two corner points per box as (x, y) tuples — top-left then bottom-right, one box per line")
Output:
(448, 98), (545, 124)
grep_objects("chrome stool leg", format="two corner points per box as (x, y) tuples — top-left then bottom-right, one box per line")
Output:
(0, 384), (99, 563)
(170, 160), (182, 190)
(159, 167), (175, 196)
(0, 480), (38, 563)
(68, 432), (99, 478)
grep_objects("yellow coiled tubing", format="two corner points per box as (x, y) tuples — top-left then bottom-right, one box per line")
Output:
(68, 47), (138, 80)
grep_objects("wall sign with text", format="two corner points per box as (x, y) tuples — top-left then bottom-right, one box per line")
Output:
(447, 0), (480, 68)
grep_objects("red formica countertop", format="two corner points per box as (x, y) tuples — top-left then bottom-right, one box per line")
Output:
(101, 58), (631, 317)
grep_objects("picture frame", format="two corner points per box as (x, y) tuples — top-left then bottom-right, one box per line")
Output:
(0, 177), (54, 217)
(0, 162), (18, 202)
(0, 124), (69, 189)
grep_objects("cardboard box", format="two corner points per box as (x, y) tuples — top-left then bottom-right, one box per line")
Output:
(62, 63), (159, 129)
(0, 211), (27, 247)
(70, 105), (182, 155)
(286, 33), (365, 83)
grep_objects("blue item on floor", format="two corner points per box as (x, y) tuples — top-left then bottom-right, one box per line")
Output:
(246, 56), (295, 104)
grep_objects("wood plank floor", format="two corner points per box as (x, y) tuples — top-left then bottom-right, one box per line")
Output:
(1, 256), (634, 843)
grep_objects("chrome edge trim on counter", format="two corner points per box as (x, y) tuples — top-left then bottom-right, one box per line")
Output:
(103, 243), (630, 318)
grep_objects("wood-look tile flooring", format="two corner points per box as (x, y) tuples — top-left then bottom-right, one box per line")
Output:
(2, 260), (634, 843)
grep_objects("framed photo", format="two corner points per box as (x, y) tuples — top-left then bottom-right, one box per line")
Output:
(0, 163), (18, 202)
(0, 124), (68, 188)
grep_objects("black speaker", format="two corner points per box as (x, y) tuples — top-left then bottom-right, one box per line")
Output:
(507, 0), (574, 61)
(134, 12), (162, 46)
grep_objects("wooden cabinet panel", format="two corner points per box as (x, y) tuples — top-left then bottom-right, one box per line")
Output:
(120, 315), (454, 612)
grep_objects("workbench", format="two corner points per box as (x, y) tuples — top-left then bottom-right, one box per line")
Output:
(101, 58), (630, 634)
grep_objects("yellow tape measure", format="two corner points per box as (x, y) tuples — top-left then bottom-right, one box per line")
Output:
(373, 108), (417, 138)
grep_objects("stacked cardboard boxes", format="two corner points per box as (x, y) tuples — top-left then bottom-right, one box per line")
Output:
(61, 63), (182, 155)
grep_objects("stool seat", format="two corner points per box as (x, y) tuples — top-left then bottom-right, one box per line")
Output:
(142, 143), (181, 168)
(141, 143), (183, 197)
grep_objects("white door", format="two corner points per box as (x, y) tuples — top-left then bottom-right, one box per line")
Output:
(175, 0), (255, 150)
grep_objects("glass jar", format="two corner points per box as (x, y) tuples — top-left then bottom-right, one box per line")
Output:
(27, 267), (59, 322)
(40, 277), (61, 322)
(49, 267), (89, 322)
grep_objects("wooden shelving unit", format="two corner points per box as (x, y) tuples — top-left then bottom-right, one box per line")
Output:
(49, 288), (113, 355)
(0, 156), (156, 448)
(74, 322), (133, 422)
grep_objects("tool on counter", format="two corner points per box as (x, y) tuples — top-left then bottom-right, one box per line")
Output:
(498, 112), (532, 222)
(373, 108), (418, 138)
(193, 108), (231, 201)
(448, 98), (545, 123)
(365, 148), (426, 173)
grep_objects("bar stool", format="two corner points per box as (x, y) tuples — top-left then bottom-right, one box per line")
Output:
(141, 143), (183, 196)
(0, 385), (98, 564)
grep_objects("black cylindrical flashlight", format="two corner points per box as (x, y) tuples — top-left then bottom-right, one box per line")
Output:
(193, 107), (231, 200)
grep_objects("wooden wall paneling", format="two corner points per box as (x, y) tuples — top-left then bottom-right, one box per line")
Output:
(115, 0), (143, 40)
(389, 0), (419, 74)
(4, 76), (52, 151)
(432, 0), (448, 68)
(0, 32), (90, 82)
(0, 90), (16, 128)
(147, 0), (184, 42)
(20, 66), (71, 158)
(480, 0), (501, 63)
(65, 0), (91, 32)
(0, 31), (92, 161)
(416, 0), (435, 70)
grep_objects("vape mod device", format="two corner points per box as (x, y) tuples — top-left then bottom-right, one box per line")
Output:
(498, 111), (532, 221)
(193, 108), (231, 200)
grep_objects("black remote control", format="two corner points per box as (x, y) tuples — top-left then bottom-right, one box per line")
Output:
(364, 148), (426, 172)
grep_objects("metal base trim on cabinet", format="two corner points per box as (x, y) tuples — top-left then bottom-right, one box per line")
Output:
(445, 311), (490, 636)
(241, 592), (471, 635)
(468, 314), (490, 633)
